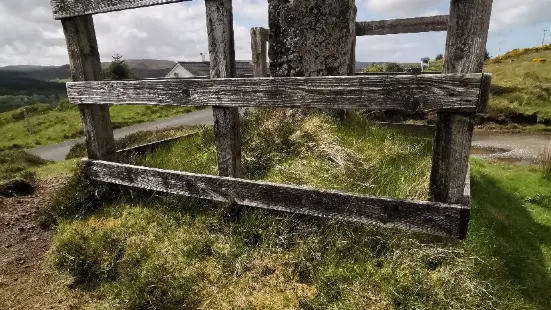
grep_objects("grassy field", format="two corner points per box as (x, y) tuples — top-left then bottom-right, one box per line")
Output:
(429, 45), (551, 127)
(2, 110), (548, 309)
(485, 47), (551, 124)
(0, 103), (197, 151)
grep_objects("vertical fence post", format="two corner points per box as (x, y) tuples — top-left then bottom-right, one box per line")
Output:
(23, 108), (33, 134)
(251, 27), (268, 77)
(429, 0), (493, 204)
(61, 15), (116, 161)
(205, 0), (242, 178)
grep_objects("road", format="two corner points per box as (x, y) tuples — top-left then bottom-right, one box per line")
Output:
(27, 108), (214, 161)
(471, 132), (551, 164)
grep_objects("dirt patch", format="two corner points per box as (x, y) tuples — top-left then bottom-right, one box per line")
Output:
(0, 177), (65, 283)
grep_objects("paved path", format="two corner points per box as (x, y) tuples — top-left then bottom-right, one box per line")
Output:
(27, 108), (213, 161)
(471, 132), (551, 164)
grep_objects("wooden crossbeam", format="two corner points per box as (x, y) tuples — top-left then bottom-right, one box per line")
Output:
(83, 160), (470, 238)
(356, 15), (448, 36)
(66, 74), (485, 112)
(50, 0), (191, 19)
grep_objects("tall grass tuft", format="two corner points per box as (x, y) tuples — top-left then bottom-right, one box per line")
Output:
(543, 139), (551, 179)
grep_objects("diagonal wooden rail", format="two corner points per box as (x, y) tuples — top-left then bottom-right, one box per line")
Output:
(50, 0), (191, 19)
(83, 160), (470, 238)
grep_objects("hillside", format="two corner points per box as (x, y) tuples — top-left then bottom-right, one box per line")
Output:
(428, 45), (551, 127)
(0, 59), (176, 81)
(484, 45), (551, 125)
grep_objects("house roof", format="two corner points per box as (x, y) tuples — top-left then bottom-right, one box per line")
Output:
(177, 61), (253, 76)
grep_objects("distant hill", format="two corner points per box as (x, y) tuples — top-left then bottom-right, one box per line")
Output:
(0, 59), (176, 81)
(0, 71), (66, 96)
(1, 60), (425, 79)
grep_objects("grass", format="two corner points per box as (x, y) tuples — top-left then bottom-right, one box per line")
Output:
(485, 48), (551, 124)
(141, 110), (432, 199)
(0, 103), (198, 151)
(9, 110), (546, 309)
(0, 149), (48, 182)
(429, 45), (551, 127)
(543, 139), (551, 178)
(66, 124), (204, 160)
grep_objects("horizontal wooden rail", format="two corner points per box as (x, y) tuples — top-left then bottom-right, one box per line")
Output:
(356, 15), (448, 36)
(50, 0), (191, 19)
(355, 72), (443, 75)
(83, 160), (470, 238)
(67, 74), (486, 112)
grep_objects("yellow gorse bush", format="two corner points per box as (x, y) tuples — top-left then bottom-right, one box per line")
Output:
(489, 44), (551, 63)
(531, 57), (547, 64)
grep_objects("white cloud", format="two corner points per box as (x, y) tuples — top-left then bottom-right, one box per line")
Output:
(0, 0), (261, 66)
(490, 0), (551, 32)
(0, 0), (549, 67)
(364, 0), (444, 18)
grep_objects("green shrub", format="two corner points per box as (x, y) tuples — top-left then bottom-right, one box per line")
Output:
(364, 64), (385, 72)
(9, 104), (52, 121)
(0, 149), (47, 181)
(43, 165), (121, 226)
(54, 223), (124, 284)
(385, 62), (405, 72)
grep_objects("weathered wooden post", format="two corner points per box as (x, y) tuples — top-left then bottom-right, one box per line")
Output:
(268, 0), (356, 79)
(429, 0), (493, 203)
(205, 0), (242, 178)
(61, 15), (116, 160)
(250, 27), (268, 78)
(23, 108), (33, 134)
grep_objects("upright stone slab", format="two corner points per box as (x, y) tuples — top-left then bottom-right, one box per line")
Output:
(268, 0), (356, 78)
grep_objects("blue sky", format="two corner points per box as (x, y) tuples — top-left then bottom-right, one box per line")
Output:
(0, 0), (550, 66)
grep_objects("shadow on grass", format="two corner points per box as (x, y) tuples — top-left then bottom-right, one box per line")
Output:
(470, 172), (551, 308)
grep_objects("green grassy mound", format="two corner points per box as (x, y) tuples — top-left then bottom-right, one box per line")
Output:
(429, 45), (551, 128)
(0, 103), (198, 151)
(41, 111), (551, 309)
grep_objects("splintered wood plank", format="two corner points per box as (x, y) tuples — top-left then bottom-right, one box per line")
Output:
(429, 0), (493, 205)
(83, 160), (470, 238)
(66, 74), (484, 112)
(205, 0), (242, 178)
(356, 15), (448, 36)
(50, 0), (191, 19)
(62, 15), (115, 160)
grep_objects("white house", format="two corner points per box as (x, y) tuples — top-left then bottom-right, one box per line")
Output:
(165, 61), (254, 78)
(420, 57), (431, 72)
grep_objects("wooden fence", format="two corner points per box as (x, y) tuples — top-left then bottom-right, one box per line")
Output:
(50, 0), (493, 239)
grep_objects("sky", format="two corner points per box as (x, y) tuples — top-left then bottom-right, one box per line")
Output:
(0, 0), (550, 66)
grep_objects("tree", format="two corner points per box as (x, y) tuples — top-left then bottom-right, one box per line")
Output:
(484, 50), (491, 60)
(435, 53), (444, 60)
(385, 62), (404, 72)
(103, 53), (135, 80)
(364, 64), (384, 72)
